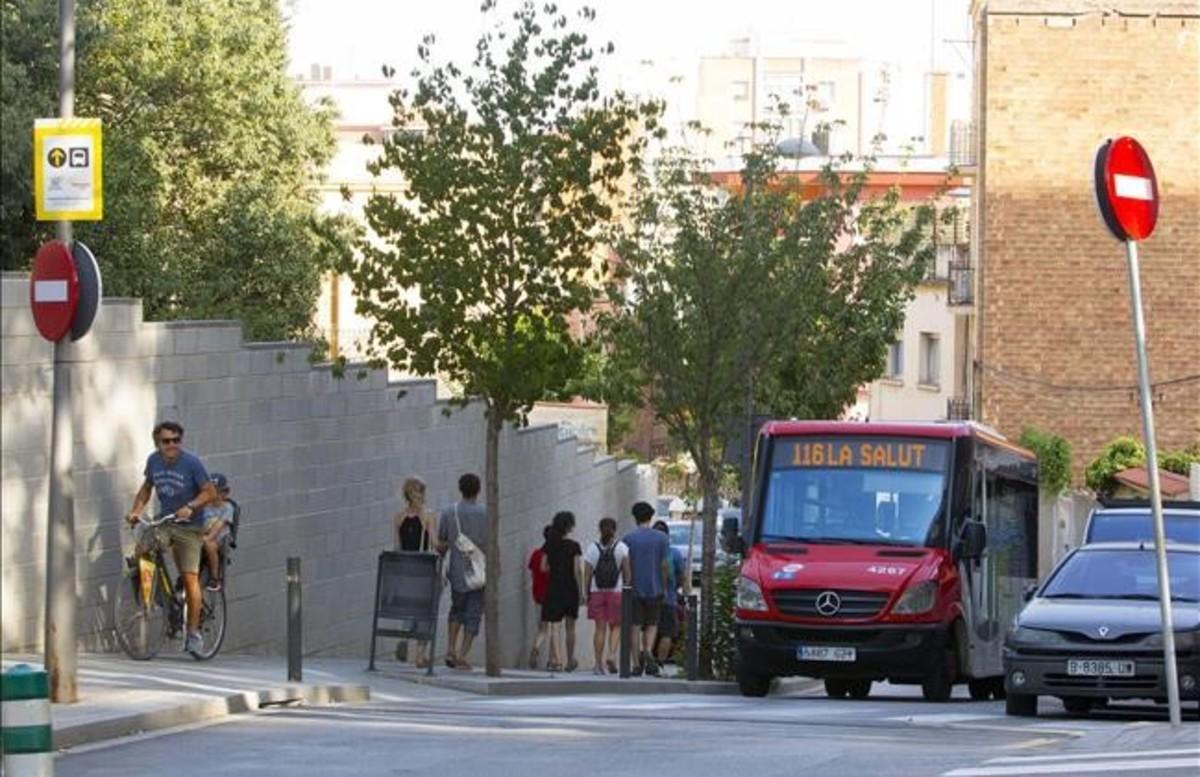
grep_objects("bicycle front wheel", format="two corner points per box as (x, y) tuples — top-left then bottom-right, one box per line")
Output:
(113, 563), (168, 660)
(190, 578), (226, 661)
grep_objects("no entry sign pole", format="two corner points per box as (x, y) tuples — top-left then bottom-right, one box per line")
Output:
(1095, 136), (1179, 727)
(46, 0), (78, 703)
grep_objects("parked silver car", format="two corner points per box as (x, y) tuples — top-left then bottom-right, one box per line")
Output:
(1003, 542), (1200, 717)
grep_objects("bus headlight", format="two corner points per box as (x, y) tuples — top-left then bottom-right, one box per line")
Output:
(893, 580), (938, 615)
(737, 576), (768, 611)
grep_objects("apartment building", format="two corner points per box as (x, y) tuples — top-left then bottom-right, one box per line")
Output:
(966, 1), (1200, 473)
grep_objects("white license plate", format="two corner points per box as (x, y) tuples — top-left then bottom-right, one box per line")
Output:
(797, 646), (856, 662)
(1067, 659), (1135, 677)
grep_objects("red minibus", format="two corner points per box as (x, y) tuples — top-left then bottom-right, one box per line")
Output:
(733, 421), (1039, 701)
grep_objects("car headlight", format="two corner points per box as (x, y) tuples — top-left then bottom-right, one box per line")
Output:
(1010, 626), (1064, 646)
(893, 580), (938, 615)
(1145, 630), (1199, 651)
(736, 576), (768, 611)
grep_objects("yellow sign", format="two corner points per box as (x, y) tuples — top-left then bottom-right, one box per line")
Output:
(34, 118), (103, 221)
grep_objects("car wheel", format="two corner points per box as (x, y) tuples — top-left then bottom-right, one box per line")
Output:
(1005, 692), (1037, 717)
(968, 679), (991, 701)
(824, 678), (850, 698)
(736, 664), (772, 698)
(847, 679), (872, 700)
(921, 648), (955, 702)
(1061, 696), (1092, 716)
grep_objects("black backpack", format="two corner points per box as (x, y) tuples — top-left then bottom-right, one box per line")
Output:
(594, 541), (620, 589)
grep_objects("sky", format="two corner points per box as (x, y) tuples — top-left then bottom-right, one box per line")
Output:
(286, 0), (973, 82)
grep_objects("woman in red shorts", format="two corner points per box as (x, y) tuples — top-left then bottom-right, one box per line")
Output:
(583, 516), (630, 674)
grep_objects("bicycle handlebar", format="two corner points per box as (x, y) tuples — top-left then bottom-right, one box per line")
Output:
(132, 511), (180, 528)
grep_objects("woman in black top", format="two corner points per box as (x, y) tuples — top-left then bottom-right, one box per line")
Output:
(392, 476), (438, 667)
(540, 510), (583, 672)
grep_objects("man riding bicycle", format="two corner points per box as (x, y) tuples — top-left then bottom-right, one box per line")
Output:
(127, 421), (216, 655)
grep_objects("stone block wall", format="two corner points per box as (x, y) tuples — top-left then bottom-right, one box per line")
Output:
(0, 274), (655, 667)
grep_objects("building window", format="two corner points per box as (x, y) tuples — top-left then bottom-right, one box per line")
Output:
(886, 340), (904, 380)
(920, 332), (940, 387)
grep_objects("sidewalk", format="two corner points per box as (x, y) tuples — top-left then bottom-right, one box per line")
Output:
(0, 653), (767, 750)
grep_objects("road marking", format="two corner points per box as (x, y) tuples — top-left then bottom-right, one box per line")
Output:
(987, 748), (1200, 764)
(943, 755), (1200, 776)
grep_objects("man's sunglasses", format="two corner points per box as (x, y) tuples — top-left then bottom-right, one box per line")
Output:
(159, 436), (182, 445)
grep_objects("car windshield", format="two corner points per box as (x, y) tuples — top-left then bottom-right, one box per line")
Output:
(1042, 549), (1200, 601)
(760, 437), (949, 547)
(1087, 512), (1200, 544)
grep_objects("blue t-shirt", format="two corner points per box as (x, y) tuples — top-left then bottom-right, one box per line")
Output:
(622, 526), (669, 599)
(143, 450), (210, 528)
(664, 547), (687, 607)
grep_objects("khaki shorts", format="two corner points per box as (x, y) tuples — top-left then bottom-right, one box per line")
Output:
(137, 523), (205, 574)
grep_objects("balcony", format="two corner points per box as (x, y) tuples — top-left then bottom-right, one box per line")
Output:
(950, 120), (976, 169)
(946, 397), (972, 421)
(948, 261), (974, 306)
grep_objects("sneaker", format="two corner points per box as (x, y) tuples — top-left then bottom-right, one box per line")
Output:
(644, 655), (660, 677)
(205, 579), (223, 593)
(184, 631), (204, 654)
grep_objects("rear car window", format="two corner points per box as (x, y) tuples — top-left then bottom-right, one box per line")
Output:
(1086, 512), (1200, 544)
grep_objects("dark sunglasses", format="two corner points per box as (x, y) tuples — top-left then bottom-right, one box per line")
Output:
(159, 436), (182, 445)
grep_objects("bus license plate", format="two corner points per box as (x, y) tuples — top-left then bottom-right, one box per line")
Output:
(1067, 659), (1134, 677)
(798, 646), (856, 662)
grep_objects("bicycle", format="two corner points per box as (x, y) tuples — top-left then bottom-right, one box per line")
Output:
(113, 511), (227, 661)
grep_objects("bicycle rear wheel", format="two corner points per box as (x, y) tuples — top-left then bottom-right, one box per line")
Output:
(190, 572), (226, 660)
(113, 562), (168, 660)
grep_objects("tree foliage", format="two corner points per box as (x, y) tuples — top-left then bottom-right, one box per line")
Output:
(597, 130), (934, 676)
(0, 0), (350, 340)
(1019, 427), (1072, 496)
(342, 0), (661, 675)
(1085, 436), (1200, 495)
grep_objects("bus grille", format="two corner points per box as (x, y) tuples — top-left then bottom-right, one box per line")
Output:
(772, 589), (889, 619)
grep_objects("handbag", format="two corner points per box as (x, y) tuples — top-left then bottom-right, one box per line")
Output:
(453, 504), (487, 591)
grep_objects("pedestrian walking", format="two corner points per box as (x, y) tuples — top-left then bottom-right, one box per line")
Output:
(436, 473), (487, 671)
(527, 525), (552, 669)
(653, 520), (690, 667)
(540, 510), (583, 672)
(583, 516), (630, 674)
(393, 475), (438, 668)
(622, 501), (669, 676)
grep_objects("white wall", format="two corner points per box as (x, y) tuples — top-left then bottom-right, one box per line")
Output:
(0, 274), (654, 666)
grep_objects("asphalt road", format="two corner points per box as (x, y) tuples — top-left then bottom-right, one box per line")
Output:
(56, 682), (1199, 777)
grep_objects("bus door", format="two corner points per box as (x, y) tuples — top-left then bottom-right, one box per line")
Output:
(961, 463), (1003, 677)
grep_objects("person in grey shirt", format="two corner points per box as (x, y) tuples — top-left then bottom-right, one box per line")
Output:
(437, 473), (487, 670)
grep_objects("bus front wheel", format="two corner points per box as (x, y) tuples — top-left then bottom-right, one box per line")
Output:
(921, 648), (955, 702)
(736, 664), (773, 697)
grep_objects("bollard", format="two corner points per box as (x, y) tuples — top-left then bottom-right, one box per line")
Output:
(2, 664), (53, 777)
(619, 585), (632, 679)
(287, 557), (302, 683)
(685, 593), (699, 682)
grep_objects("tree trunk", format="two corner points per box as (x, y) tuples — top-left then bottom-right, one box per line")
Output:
(484, 407), (503, 677)
(698, 460), (721, 679)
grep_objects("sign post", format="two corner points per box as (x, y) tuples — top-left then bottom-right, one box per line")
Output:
(1093, 135), (1180, 727)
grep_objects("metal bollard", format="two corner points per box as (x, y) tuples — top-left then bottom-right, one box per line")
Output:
(287, 557), (302, 683)
(619, 585), (632, 679)
(685, 593), (699, 682)
(1, 664), (53, 776)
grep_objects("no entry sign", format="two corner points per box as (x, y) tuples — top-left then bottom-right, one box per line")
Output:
(30, 240), (80, 342)
(1094, 136), (1159, 241)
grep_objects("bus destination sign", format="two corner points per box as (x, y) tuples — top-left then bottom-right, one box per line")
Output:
(774, 438), (948, 472)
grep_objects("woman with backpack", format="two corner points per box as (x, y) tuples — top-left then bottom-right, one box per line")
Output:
(583, 516), (631, 675)
(540, 511), (583, 672)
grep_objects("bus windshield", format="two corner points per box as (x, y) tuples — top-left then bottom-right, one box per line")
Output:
(760, 437), (950, 547)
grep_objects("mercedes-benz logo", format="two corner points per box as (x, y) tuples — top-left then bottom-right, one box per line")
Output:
(1097, 626), (1110, 638)
(815, 590), (842, 617)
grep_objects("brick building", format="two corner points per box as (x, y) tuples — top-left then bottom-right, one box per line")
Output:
(967, 0), (1200, 475)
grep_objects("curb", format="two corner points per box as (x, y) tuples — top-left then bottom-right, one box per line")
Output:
(54, 684), (370, 750)
(380, 670), (821, 698)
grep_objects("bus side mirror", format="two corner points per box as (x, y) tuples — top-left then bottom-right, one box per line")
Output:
(960, 520), (987, 560)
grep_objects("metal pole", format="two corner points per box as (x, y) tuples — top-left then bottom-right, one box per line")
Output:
(685, 593), (698, 682)
(287, 557), (302, 683)
(1124, 239), (1181, 727)
(45, 0), (77, 704)
(619, 585), (632, 679)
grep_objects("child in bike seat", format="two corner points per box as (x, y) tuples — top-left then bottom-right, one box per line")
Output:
(202, 473), (235, 592)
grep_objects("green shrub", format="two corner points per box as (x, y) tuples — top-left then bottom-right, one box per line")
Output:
(708, 558), (740, 681)
(1085, 437), (1146, 495)
(1160, 444), (1200, 477)
(1019, 427), (1072, 496)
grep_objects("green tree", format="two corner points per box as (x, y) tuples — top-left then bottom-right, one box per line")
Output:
(1019, 427), (1072, 496)
(599, 134), (933, 677)
(342, 1), (661, 675)
(1085, 436), (1146, 496)
(0, 0), (348, 341)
